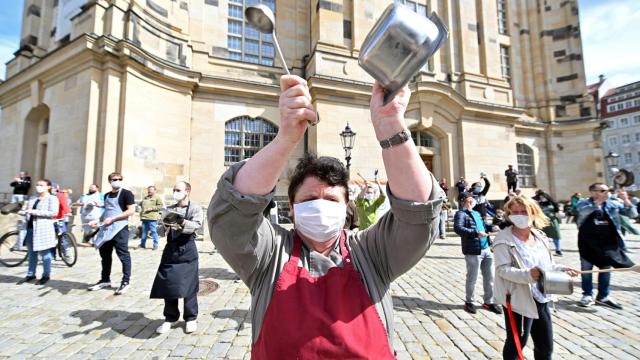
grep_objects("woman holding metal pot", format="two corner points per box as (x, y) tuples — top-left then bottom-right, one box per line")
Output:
(492, 196), (579, 360)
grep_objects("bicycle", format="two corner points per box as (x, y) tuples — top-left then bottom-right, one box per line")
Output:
(54, 219), (78, 267)
(0, 202), (29, 267)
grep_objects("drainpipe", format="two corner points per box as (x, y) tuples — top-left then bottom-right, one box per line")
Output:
(302, 54), (310, 155)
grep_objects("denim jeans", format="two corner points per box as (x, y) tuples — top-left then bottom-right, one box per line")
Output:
(11, 194), (27, 203)
(465, 248), (495, 304)
(438, 210), (447, 237)
(26, 229), (52, 277)
(580, 257), (611, 299)
(140, 220), (159, 247)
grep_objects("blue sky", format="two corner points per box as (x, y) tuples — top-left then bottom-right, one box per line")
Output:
(0, 0), (638, 87)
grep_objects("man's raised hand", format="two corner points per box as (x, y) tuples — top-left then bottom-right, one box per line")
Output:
(277, 75), (317, 146)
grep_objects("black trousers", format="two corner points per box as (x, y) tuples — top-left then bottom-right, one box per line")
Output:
(99, 227), (131, 284)
(507, 182), (518, 192)
(164, 294), (198, 322)
(503, 301), (553, 360)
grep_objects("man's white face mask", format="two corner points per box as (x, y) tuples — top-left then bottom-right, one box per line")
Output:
(293, 199), (346, 243)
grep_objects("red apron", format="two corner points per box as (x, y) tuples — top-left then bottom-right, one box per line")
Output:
(251, 231), (395, 359)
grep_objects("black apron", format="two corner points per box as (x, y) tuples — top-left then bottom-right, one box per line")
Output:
(578, 207), (634, 269)
(150, 202), (199, 299)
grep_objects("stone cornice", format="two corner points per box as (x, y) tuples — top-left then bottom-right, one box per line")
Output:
(0, 33), (202, 107)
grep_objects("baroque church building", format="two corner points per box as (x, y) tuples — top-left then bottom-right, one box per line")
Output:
(0, 0), (604, 207)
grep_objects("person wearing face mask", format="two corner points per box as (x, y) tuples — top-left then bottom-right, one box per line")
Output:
(208, 75), (444, 358)
(88, 172), (136, 295)
(139, 185), (164, 250)
(455, 176), (468, 204)
(492, 195), (579, 360)
(151, 181), (203, 335)
(454, 192), (501, 314)
(76, 184), (104, 243)
(471, 174), (491, 218)
(18, 179), (59, 285)
(355, 178), (386, 229)
(492, 208), (509, 230)
(344, 187), (360, 230)
(575, 183), (637, 309)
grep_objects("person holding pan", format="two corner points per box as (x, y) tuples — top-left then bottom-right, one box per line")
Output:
(492, 195), (579, 360)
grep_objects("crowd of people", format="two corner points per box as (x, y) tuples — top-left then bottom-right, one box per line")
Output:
(4, 73), (640, 359)
(446, 167), (638, 358)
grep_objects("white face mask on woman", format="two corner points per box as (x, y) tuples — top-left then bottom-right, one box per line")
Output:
(293, 199), (346, 243)
(35, 185), (48, 194)
(509, 215), (530, 229)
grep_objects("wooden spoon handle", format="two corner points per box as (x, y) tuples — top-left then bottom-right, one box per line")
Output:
(580, 267), (635, 274)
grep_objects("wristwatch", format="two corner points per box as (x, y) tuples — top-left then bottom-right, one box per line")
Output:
(379, 129), (411, 149)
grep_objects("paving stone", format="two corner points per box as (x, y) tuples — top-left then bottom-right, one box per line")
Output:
(0, 226), (637, 358)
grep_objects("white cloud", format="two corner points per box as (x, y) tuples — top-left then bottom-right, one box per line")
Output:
(580, 0), (640, 87)
(0, 37), (18, 81)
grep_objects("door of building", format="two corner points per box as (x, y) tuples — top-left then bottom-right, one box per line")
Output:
(421, 154), (433, 172)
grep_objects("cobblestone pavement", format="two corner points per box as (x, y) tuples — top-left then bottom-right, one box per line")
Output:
(0, 223), (639, 359)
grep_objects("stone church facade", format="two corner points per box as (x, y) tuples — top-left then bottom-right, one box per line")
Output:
(0, 0), (604, 207)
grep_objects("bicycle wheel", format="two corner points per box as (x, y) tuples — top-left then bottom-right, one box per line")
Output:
(0, 230), (28, 267)
(58, 232), (78, 267)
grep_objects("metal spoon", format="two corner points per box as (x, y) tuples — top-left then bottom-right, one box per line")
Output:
(245, 4), (319, 126)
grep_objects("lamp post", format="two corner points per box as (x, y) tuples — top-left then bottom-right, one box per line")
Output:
(604, 151), (620, 187)
(339, 123), (356, 179)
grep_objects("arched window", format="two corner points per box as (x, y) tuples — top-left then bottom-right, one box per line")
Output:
(410, 130), (435, 148)
(516, 143), (536, 188)
(227, 0), (275, 65)
(224, 116), (278, 164)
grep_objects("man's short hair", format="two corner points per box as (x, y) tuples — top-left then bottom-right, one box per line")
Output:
(108, 172), (123, 181)
(588, 182), (607, 191)
(460, 192), (475, 201)
(147, 185), (156, 190)
(288, 153), (349, 202)
(181, 181), (192, 192)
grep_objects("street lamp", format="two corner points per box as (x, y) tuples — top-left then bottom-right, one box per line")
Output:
(604, 151), (619, 169)
(604, 151), (620, 187)
(339, 123), (356, 178)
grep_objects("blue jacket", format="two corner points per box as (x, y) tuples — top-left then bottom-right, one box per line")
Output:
(576, 197), (638, 242)
(454, 208), (493, 255)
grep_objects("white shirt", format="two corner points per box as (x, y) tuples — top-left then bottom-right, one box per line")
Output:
(513, 234), (554, 303)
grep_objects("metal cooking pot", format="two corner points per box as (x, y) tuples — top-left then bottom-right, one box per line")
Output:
(537, 270), (573, 296)
(162, 209), (183, 225)
(359, 4), (449, 104)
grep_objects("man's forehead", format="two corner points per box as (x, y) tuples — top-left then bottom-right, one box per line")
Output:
(296, 177), (345, 196)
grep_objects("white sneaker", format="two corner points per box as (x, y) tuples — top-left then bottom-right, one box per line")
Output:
(114, 283), (130, 295)
(185, 320), (197, 334)
(156, 321), (174, 334)
(88, 281), (111, 291)
(579, 295), (594, 307)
